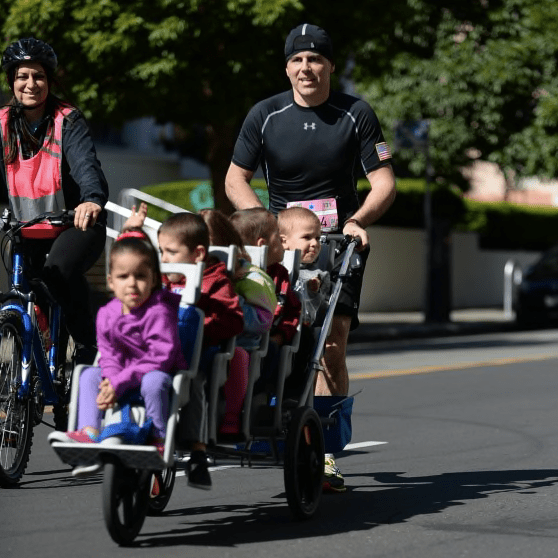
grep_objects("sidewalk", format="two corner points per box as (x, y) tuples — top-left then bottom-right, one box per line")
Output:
(349, 308), (518, 344)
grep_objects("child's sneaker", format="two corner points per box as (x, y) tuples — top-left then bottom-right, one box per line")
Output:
(72, 462), (102, 478)
(323, 454), (346, 493)
(48, 427), (99, 444)
(186, 450), (212, 490)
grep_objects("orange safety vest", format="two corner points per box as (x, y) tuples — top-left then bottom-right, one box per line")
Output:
(0, 104), (74, 238)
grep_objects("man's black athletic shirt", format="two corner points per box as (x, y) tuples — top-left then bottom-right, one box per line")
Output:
(231, 89), (392, 227)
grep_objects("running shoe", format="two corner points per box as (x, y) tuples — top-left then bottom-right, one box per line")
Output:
(323, 454), (346, 493)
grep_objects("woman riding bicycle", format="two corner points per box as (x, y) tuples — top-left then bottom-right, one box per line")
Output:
(0, 37), (108, 364)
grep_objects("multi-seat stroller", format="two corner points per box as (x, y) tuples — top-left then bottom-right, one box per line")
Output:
(49, 226), (361, 546)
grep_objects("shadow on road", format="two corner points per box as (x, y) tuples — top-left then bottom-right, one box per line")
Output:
(136, 468), (558, 547)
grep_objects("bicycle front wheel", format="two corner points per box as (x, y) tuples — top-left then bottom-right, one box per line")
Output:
(0, 311), (34, 487)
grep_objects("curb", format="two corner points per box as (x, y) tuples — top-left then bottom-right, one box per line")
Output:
(348, 320), (519, 345)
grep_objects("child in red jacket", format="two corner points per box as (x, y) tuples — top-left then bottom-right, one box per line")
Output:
(229, 207), (302, 392)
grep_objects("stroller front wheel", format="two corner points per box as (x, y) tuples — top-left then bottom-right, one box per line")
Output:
(283, 406), (324, 520)
(102, 457), (150, 545)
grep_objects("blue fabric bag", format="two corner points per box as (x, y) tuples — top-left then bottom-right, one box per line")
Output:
(313, 395), (354, 454)
(98, 394), (153, 445)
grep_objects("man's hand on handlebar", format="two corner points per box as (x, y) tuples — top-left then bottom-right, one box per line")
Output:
(74, 202), (102, 231)
(342, 220), (368, 250)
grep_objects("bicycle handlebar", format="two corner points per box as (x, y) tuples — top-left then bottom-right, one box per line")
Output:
(0, 208), (76, 233)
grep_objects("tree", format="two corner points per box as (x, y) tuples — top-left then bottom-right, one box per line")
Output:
(0, 0), (405, 212)
(351, 0), (558, 321)
(357, 0), (558, 192)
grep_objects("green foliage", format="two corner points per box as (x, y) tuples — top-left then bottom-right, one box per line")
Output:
(141, 177), (558, 251)
(141, 178), (269, 222)
(1, 0), (302, 124)
(0, 0), (411, 211)
(371, 178), (466, 229)
(357, 0), (558, 191)
(0, 0), (410, 129)
(4, 0), (558, 221)
(371, 178), (558, 251)
(461, 200), (558, 251)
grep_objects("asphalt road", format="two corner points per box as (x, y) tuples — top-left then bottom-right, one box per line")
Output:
(4, 328), (558, 558)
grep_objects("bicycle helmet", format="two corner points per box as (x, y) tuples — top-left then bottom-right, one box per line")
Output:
(1, 37), (57, 74)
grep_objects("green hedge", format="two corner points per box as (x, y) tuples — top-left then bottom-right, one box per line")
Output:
(141, 178), (558, 252)
(377, 178), (558, 251)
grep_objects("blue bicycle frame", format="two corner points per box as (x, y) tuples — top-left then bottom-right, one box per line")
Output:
(0, 247), (65, 405)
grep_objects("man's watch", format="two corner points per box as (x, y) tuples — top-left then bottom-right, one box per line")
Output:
(344, 218), (363, 228)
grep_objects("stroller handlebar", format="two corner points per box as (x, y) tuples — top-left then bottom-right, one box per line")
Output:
(320, 233), (362, 255)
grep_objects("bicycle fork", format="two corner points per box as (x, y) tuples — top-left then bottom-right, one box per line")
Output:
(1, 252), (64, 405)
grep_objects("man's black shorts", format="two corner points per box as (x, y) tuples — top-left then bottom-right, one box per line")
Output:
(330, 244), (370, 331)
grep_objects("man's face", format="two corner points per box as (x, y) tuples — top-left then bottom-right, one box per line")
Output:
(285, 51), (334, 107)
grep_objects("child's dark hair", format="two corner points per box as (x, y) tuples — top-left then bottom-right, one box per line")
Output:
(198, 208), (245, 251)
(229, 207), (278, 245)
(158, 212), (209, 252)
(110, 228), (163, 291)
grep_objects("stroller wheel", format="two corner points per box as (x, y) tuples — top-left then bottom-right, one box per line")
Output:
(102, 457), (150, 545)
(147, 464), (176, 515)
(283, 406), (324, 520)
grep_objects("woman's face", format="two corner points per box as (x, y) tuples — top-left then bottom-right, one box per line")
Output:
(13, 62), (49, 111)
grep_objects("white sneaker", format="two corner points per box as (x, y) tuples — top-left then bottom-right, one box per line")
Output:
(99, 436), (124, 446)
(72, 462), (102, 478)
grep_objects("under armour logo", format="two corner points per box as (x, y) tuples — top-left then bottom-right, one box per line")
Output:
(304, 122), (316, 131)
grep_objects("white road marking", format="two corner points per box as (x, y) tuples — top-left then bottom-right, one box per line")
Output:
(174, 440), (387, 477)
(345, 441), (387, 449)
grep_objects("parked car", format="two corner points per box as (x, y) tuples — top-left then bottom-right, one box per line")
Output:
(515, 244), (558, 324)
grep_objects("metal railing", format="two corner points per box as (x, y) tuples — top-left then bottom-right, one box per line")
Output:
(104, 188), (190, 273)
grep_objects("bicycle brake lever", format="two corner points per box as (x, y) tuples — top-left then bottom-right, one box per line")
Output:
(48, 209), (75, 226)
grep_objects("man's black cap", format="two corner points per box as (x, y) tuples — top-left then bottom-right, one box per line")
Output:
(284, 23), (333, 62)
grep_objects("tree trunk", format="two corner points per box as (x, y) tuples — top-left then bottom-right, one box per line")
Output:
(425, 217), (452, 323)
(205, 121), (236, 215)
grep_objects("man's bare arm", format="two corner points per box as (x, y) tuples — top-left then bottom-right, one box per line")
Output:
(225, 162), (265, 210)
(342, 164), (396, 248)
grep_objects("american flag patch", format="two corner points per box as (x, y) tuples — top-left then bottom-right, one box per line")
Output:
(376, 142), (392, 161)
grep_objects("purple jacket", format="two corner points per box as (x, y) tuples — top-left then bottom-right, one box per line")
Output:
(96, 289), (188, 398)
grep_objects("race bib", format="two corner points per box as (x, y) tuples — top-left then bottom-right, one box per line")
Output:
(286, 198), (338, 232)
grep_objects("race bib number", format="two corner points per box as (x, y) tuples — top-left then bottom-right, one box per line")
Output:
(286, 198), (338, 232)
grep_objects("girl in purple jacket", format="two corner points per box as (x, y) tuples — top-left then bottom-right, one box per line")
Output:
(50, 230), (187, 458)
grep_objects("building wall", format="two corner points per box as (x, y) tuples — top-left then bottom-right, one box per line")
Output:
(359, 226), (541, 312)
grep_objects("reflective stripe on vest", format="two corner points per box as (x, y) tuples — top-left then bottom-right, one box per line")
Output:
(0, 104), (74, 225)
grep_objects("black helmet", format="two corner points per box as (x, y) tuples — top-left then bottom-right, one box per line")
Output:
(1, 37), (57, 73)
